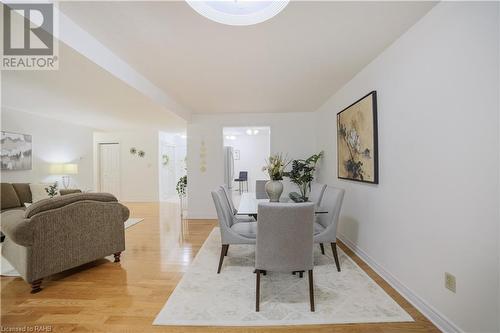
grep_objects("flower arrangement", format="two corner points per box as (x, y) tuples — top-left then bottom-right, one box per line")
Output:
(262, 153), (290, 181)
(285, 151), (323, 201)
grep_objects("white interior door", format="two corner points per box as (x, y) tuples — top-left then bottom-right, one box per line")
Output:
(99, 143), (121, 198)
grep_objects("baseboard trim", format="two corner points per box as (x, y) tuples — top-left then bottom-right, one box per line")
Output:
(338, 233), (463, 333)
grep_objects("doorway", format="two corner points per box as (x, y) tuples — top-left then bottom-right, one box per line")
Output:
(99, 143), (121, 198)
(160, 142), (176, 199)
(222, 127), (271, 194)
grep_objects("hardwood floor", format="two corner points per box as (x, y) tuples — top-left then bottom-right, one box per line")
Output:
(1, 202), (440, 332)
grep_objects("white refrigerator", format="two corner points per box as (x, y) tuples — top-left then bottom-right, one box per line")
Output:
(223, 146), (234, 189)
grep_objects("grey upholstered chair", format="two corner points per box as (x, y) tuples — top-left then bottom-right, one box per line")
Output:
(211, 188), (256, 273)
(255, 180), (268, 199)
(309, 182), (327, 254)
(314, 186), (345, 271)
(309, 182), (327, 205)
(220, 185), (255, 223)
(255, 202), (316, 312)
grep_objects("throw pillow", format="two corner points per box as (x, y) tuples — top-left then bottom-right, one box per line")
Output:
(29, 183), (58, 203)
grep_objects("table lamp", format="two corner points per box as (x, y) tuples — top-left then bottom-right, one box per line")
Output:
(49, 163), (78, 189)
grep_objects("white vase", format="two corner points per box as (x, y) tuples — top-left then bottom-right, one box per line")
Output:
(265, 180), (283, 202)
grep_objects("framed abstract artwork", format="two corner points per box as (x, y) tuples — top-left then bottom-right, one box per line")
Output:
(1, 131), (33, 171)
(337, 91), (378, 184)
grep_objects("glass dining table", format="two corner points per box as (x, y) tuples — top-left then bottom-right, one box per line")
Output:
(236, 192), (328, 218)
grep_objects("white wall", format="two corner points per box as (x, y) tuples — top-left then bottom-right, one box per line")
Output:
(315, 3), (499, 332)
(223, 130), (270, 193)
(498, 1), (500, 323)
(93, 131), (159, 202)
(1, 108), (94, 190)
(187, 113), (317, 218)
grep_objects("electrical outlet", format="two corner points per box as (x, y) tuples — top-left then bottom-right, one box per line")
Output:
(445, 272), (456, 293)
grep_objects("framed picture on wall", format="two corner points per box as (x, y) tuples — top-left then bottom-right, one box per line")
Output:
(234, 150), (240, 160)
(1, 131), (33, 171)
(337, 91), (378, 184)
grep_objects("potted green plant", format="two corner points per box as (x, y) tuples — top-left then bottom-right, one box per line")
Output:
(176, 175), (187, 198)
(45, 183), (59, 198)
(262, 153), (290, 202)
(176, 175), (187, 218)
(285, 151), (323, 202)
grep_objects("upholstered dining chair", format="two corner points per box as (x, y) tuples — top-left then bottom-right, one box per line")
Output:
(314, 186), (345, 271)
(220, 185), (255, 223)
(211, 188), (256, 274)
(309, 182), (327, 206)
(255, 180), (268, 199)
(255, 202), (316, 312)
(309, 182), (327, 254)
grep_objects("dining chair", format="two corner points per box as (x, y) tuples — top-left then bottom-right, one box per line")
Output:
(234, 171), (248, 194)
(255, 202), (316, 312)
(255, 180), (268, 199)
(309, 182), (327, 205)
(309, 182), (327, 254)
(211, 188), (256, 274)
(220, 185), (255, 223)
(313, 186), (345, 271)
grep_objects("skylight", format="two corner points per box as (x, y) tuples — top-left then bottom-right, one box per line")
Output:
(186, 1), (289, 26)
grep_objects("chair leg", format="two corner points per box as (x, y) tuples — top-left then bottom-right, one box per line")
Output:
(217, 245), (228, 274)
(113, 252), (121, 263)
(224, 245), (229, 256)
(308, 270), (315, 312)
(331, 242), (341, 272)
(31, 279), (43, 294)
(319, 243), (325, 255)
(255, 269), (261, 312)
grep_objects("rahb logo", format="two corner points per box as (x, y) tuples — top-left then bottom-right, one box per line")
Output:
(2, 3), (59, 70)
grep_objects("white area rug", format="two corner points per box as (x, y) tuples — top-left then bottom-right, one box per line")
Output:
(0, 254), (18, 277)
(124, 217), (144, 229)
(1, 217), (144, 277)
(153, 228), (413, 326)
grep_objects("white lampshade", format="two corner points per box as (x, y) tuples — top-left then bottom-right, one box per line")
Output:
(49, 163), (78, 175)
(63, 164), (78, 174)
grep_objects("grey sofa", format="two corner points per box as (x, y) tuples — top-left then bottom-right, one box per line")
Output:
(1, 183), (82, 212)
(1, 183), (82, 242)
(1, 192), (129, 293)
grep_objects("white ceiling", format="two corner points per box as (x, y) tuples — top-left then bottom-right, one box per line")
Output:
(1, 42), (187, 132)
(59, 1), (436, 114)
(2, 1), (436, 131)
